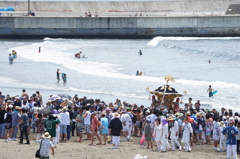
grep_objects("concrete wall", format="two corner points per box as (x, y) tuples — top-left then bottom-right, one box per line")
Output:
(1, 0), (240, 12)
(0, 16), (240, 38)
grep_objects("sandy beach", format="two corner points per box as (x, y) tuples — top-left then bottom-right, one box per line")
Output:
(0, 133), (231, 159)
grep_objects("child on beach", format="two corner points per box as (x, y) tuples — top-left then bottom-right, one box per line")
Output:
(144, 119), (152, 149)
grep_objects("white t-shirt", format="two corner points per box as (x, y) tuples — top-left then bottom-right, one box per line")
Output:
(120, 114), (130, 125)
(84, 111), (91, 125)
(60, 112), (70, 125)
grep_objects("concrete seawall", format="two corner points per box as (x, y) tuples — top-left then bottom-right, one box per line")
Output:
(1, 16), (240, 38)
(1, 0), (240, 12)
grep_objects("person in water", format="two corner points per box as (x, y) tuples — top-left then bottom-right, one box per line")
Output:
(9, 54), (14, 64)
(62, 73), (67, 83)
(139, 50), (142, 56)
(39, 47), (41, 53)
(207, 85), (214, 97)
(57, 69), (61, 83)
(208, 60), (211, 64)
(75, 51), (81, 58)
(136, 71), (139, 76)
(139, 71), (142, 76)
(12, 50), (17, 58)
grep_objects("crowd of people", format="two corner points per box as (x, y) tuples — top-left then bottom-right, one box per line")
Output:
(0, 89), (239, 159)
(84, 11), (99, 17)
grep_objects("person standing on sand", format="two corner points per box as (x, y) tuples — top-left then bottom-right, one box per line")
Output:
(11, 106), (21, 141)
(17, 108), (30, 144)
(222, 119), (238, 159)
(89, 111), (103, 145)
(36, 132), (55, 159)
(83, 107), (91, 140)
(152, 118), (162, 151)
(76, 109), (84, 142)
(144, 119), (152, 149)
(207, 85), (214, 97)
(108, 112), (123, 149)
(168, 116), (182, 151)
(120, 110), (131, 142)
(44, 115), (60, 147)
(181, 117), (193, 152)
(100, 113), (108, 145)
(56, 69), (60, 83)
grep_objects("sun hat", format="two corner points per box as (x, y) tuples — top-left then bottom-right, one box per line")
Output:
(8, 105), (13, 108)
(196, 113), (201, 117)
(42, 132), (51, 139)
(15, 106), (20, 110)
(62, 107), (67, 111)
(114, 112), (120, 118)
(186, 112), (191, 116)
(167, 116), (174, 121)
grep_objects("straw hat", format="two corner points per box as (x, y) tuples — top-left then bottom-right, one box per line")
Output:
(114, 112), (120, 118)
(196, 113), (201, 117)
(15, 106), (20, 110)
(62, 107), (67, 111)
(186, 112), (191, 116)
(167, 116), (174, 121)
(42, 132), (51, 139)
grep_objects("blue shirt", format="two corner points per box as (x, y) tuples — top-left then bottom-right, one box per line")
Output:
(222, 126), (238, 145)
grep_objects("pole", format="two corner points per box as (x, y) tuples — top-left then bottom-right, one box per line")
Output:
(28, 0), (30, 15)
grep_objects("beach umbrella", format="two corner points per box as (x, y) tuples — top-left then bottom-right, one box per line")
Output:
(81, 99), (94, 106)
(48, 95), (61, 101)
(39, 108), (51, 114)
(57, 94), (71, 99)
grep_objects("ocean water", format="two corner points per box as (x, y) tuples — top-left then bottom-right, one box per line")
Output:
(0, 37), (240, 112)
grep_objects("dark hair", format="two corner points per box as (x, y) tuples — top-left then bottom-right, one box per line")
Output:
(229, 112), (233, 116)
(206, 114), (210, 119)
(38, 114), (42, 118)
(102, 114), (106, 117)
(209, 85), (211, 87)
(22, 109), (26, 113)
(235, 112), (239, 116)
(155, 118), (161, 124)
(214, 116), (219, 122)
(36, 91), (40, 95)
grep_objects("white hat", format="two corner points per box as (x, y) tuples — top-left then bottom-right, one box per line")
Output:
(42, 132), (51, 138)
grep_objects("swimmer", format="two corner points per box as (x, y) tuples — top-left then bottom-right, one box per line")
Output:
(139, 71), (142, 76)
(75, 51), (82, 58)
(139, 50), (142, 56)
(208, 60), (211, 64)
(12, 50), (17, 58)
(9, 54), (13, 64)
(136, 71), (139, 76)
(62, 73), (67, 84)
(57, 69), (61, 83)
(39, 47), (41, 53)
(207, 85), (214, 97)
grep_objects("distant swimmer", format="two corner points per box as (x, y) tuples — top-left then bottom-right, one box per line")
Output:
(39, 47), (41, 53)
(136, 71), (139, 76)
(62, 73), (67, 83)
(57, 69), (61, 83)
(139, 71), (143, 76)
(75, 51), (82, 58)
(9, 54), (13, 64)
(139, 50), (142, 56)
(207, 85), (214, 97)
(12, 50), (17, 58)
(208, 60), (211, 64)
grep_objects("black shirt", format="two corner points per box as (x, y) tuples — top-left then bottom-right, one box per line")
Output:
(0, 110), (6, 124)
(108, 118), (123, 136)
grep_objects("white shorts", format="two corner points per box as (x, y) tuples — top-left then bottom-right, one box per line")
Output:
(122, 125), (129, 131)
(213, 135), (220, 141)
(112, 136), (120, 146)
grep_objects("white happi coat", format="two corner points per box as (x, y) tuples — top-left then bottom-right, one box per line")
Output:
(181, 122), (193, 143)
(153, 124), (163, 142)
(161, 123), (168, 143)
(170, 121), (179, 139)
